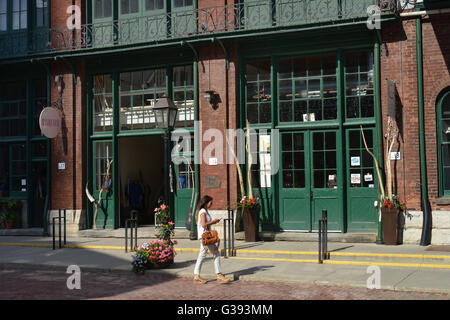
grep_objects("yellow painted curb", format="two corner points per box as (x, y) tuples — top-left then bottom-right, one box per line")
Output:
(228, 256), (450, 269)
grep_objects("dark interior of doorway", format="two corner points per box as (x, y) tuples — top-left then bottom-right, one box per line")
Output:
(119, 135), (164, 227)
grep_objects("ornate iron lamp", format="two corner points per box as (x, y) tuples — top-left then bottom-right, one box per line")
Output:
(152, 94), (178, 204)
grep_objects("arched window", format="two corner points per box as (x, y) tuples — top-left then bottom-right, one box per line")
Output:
(437, 88), (450, 195)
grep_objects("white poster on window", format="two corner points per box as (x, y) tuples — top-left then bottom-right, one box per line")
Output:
(351, 174), (361, 184)
(259, 135), (271, 153)
(351, 157), (360, 166)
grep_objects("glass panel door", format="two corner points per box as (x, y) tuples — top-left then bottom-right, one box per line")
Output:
(92, 140), (114, 229)
(279, 131), (311, 230)
(310, 130), (340, 231)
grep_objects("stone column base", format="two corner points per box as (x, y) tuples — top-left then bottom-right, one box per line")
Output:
(402, 211), (450, 245)
(48, 210), (86, 236)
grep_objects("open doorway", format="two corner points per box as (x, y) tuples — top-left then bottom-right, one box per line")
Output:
(119, 135), (164, 227)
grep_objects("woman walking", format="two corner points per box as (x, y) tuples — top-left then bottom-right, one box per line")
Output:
(193, 195), (231, 284)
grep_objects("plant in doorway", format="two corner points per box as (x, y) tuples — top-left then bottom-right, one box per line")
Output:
(0, 199), (22, 229)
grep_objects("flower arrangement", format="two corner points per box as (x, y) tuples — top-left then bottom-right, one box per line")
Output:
(132, 204), (178, 273)
(131, 240), (177, 274)
(154, 204), (176, 246)
(382, 197), (406, 212)
(237, 196), (259, 209)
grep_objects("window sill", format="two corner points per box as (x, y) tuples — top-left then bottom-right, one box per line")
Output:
(436, 197), (450, 205)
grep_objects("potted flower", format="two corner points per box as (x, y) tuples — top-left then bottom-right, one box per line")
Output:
(237, 196), (260, 242)
(131, 240), (177, 273)
(380, 196), (407, 245)
(132, 204), (178, 273)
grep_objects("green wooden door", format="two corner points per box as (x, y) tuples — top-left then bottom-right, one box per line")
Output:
(279, 131), (311, 230)
(173, 159), (195, 228)
(92, 140), (115, 229)
(279, 130), (341, 231)
(346, 127), (378, 231)
(310, 130), (340, 231)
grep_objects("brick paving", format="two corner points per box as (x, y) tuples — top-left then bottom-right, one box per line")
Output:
(0, 267), (448, 300)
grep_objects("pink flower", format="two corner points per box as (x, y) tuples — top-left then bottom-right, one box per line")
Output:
(161, 204), (167, 210)
(168, 221), (174, 226)
(154, 207), (158, 212)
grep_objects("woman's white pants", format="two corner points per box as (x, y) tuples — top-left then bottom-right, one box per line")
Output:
(194, 241), (221, 275)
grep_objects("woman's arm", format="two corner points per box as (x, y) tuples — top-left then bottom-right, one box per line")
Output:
(200, 213), (220, 229)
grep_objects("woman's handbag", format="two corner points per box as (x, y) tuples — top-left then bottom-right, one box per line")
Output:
(202, 230), (220, 246)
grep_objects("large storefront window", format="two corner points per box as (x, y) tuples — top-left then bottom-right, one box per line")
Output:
(120, 68), (165, 131)
(246, 60), (271, 124)
(0, 144), (8, 197)
(0, 81), (27, 137)
(278, 55), (337, 122)
(345, 51), (374, 119)
(10, 144), (26, 194)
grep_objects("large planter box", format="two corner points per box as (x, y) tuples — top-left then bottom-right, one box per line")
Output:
(243, 207), (259, 242)
(381, 207), (399, 245)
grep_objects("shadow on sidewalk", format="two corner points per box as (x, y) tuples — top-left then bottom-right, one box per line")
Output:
(232, 265), (274, 280)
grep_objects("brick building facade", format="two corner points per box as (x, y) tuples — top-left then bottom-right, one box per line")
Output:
(0, 0), (449, 245)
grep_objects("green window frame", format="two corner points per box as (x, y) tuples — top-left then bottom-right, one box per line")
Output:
(145, 0), (164, 11)
(120, 0), (140, 15)
(10, 143), (27, 196)
(281, 132), (306, 189)
(93, 0), (113, 21)
(348, 127), (376, 189)
(173, 64), (194, 128)
(12, 0), (27, 30)
(437, 88), (450, 196)
(94, 141), (113, 191)
(119, 68), (166, 131)
(245, 60), (272, 125)
(173, 0), (192, 8)
(0, 81), (27, 137)
(93, 74), (113, 133)
(278, 54), (338, 123)
(344, 51), (375, 120)
(33, 78), (47, 136)
(0, 0), (7, 32)
(34, 0), (49, 28)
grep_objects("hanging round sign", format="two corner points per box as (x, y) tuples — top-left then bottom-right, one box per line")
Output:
(39, 107), (61, 139)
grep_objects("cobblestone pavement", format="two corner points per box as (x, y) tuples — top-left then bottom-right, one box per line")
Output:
(0, 267), (448, 300)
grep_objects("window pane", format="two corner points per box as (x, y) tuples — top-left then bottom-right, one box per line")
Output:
(104, 0), (112, 17)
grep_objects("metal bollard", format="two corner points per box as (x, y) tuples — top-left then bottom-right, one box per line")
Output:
(53, 217), (56, 250)
(318, 219), (322, 264)
(125, 216), (138, 252)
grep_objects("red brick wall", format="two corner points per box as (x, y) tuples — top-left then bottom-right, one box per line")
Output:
(381, 13), (450, 211)
(49, 1), (86, 211)
(198, 42), (239, 210)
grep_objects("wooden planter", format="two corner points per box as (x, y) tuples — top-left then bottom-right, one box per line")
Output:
(243, 206), (259, 242)
(381, 207), (399, 245)
(5, 220), (14, 229)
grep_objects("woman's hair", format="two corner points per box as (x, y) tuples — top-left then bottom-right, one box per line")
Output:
(195, 195), (213, 224)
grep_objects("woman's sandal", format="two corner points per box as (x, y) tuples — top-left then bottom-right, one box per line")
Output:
(193, 277), (207, 284)
(217, 274), (231, 284)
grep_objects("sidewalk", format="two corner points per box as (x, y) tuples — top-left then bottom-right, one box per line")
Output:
(0, 235), (449, 294)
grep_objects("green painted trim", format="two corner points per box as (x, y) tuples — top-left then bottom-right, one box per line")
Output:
(86, 75), (93, 228)
(416, 17), (428, 201)
(112, 71), (120, 228)
(26, 79), (32, 227)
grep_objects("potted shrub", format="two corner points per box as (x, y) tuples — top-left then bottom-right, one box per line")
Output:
(360, 116), (407, 245)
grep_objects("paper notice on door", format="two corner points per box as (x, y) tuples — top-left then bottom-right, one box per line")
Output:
(364, 173), (373, 182)
(351, 174), (361, 184)
(351, 157), (360, 166)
